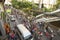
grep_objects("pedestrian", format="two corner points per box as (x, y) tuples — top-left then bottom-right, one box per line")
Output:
(8, 31), (15, 40)
(39, 21), (45, 32)
(14, 34), (18, 40)
(50, 34), (54, 40)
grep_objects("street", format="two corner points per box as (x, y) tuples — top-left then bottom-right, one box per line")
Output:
(0, 5), (60, 40)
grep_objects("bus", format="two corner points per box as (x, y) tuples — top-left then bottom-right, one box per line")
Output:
(17, 24), (33, 40)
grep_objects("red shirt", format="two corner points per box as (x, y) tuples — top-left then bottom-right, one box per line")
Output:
(10, 33), (15, 38)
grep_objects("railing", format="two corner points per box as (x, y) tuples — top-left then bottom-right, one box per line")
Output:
(47, 23), (59, 30)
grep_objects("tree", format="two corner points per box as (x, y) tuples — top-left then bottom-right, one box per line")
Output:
(22, 0), (27, 2)
(39, 0), (43, 8)
(56, 0), (60, 8)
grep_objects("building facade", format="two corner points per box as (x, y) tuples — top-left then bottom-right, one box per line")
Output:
(4, 0), (57, 9)
(43, 0), (57, 8)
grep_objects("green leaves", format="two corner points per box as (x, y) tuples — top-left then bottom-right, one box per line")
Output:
(12, 0), (38, 9)
(11, 0), (39, 16)
(56, 0), (60, 8)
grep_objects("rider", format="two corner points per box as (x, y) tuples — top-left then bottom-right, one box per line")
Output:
(8, 31), (18, 40)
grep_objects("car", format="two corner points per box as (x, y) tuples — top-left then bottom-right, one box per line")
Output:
(9, 15), (16, 22)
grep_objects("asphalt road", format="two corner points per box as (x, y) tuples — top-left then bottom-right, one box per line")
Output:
(4, 6), (60, 40)
(32, 21), (60, 40)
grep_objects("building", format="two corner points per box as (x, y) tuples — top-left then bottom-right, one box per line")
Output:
(43, 0), (57, 8)
(39, 0), (57, 8)
(4, 0), (57, 9)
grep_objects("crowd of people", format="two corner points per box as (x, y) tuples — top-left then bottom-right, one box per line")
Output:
(5, 30), (19, 40)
